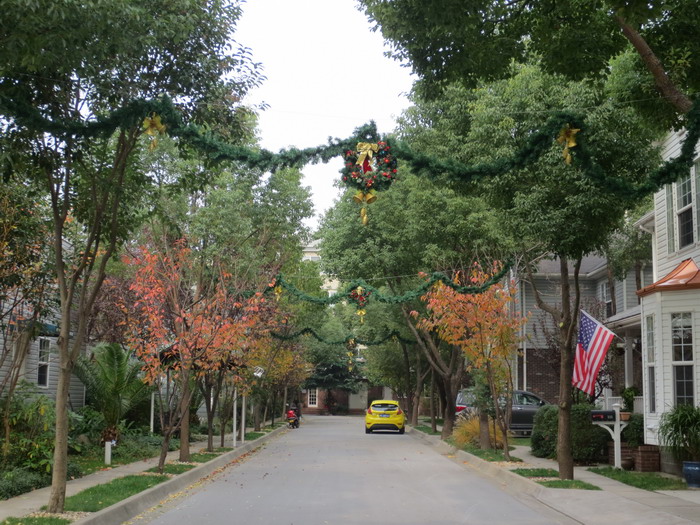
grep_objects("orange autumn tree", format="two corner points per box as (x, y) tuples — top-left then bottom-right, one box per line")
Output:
(124, 238), (263, 471)
(419, 262), (527, 460)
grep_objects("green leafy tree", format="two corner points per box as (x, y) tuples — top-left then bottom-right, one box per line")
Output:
(320, 166), (509, 437)
(360, 0), (699, 118)
(0, 0), (262, 511)
(425, 62), (659, 478)
(73, 343), (152, 444)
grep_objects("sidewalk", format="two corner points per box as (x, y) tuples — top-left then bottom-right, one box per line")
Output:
(0, 428), (285, 524)
(413, 428), (700, 525)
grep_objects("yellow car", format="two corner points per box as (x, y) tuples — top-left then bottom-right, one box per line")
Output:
(365, 399), (406, 434)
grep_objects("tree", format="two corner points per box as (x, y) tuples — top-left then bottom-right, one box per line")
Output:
(320, 170), (509, 436)
(303, 310), (365, 412)
(360, 0), (699, 118)
(425, 62), (659, 478)
(0, 180), (53, 461)
(0, 0), (262, 511)
(419, 263), (527, 459)
(73, 343), (152, 444)
(124, 238), (263, 471)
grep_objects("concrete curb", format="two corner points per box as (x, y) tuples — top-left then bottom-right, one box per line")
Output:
(71, 425), (287, 525)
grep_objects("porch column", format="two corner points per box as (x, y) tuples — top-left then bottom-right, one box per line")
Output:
(624, 334), (634, 389)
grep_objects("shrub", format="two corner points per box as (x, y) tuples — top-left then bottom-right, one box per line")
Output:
(3, 390), (56, 472)
(451, 415), (506, 450)
(658, 403), (700, 461)
(621, 413), (644, 448)
(531, 405), (558, 458)
(0, 468), (49, 499)
(531, 403), (608, 463)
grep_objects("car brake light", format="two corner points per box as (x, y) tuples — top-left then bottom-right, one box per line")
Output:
(397, 408), (403, 415)
(456, 406), (466, 413)
(366, 407), (372, 414)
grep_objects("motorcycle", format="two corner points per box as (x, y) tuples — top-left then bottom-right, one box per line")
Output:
(286, 409), (299, 429)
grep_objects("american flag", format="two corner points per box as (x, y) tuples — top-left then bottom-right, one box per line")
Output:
(572, 310), (616, 396)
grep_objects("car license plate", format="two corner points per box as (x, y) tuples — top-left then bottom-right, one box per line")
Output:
(379, 414), (390, 418)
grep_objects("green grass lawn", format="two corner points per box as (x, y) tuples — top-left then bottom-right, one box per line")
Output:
(539, 479), (601, 490)
(188, 452), (220, 463)
(413, 425), (441, 435)
(589, 467), (688, 490)
(146, 463), (196, 475)
(458, 443), (523, 463)
(1, 518), (71, 525)
(509, 437), (531, 447)
(63, 474), (169, 512)
(512, 467), (559, 478)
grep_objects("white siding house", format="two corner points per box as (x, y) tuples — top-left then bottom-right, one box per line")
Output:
(637, 129), (700, 451)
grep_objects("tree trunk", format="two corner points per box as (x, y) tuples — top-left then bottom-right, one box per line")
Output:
(479, 411), (490, 449)
(47, 357), (72, 512)
(429, 370), (436, 433)
(179, 375), (191, 462)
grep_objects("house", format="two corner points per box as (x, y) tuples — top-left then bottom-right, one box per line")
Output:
(513, 255), (652, 405)
(635, 129), (700, 473)
(0, 302), (86, 409)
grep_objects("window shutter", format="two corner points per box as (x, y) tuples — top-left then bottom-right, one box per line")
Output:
(666, 185), (675, 253)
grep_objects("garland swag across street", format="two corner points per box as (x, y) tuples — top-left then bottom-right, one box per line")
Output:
(3, 94), (699, 206)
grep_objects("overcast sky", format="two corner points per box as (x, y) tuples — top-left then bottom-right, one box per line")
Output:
(235, 0), (415, 230)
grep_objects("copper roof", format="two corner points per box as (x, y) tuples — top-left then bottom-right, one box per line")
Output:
(637, 258), (700, 297)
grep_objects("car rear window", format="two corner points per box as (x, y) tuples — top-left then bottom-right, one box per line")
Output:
(372, 403), (398, 410)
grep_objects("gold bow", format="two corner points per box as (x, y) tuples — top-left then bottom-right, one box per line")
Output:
(274, 286), (283, 301)
(356, 142), (379, 168)
(143, 113), (167, 150)
(557, 124), (580, 165)
(143, 114), (166, 136)
(356, 309), (366, 323)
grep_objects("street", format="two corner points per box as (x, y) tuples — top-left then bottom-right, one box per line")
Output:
(131, 415), (571, 525)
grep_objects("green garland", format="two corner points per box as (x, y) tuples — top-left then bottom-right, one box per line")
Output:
(269, 261), (512, 306)
(270, 327), (414, 346)
(2, 92), (699, 202)
(0, 94), (380, 172)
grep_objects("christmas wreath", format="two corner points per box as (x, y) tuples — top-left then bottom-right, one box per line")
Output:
(340, 141), (398, 224)
(341, 141), (397, 192)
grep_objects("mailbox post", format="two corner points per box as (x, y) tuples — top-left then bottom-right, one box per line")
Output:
(591, 403), (628, 469)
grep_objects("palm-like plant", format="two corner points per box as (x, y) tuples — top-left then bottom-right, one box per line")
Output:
(74, 343), (152, 443)
(658, 403), (700, 462)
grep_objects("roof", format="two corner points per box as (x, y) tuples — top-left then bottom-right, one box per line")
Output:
(534, 255), (607, 276)
(637, 258), (700, 297)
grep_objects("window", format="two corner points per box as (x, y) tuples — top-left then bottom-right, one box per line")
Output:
(307, 388), (318, 407)
(645, 315), (656, 413)
(645, 315), (655, 363)
(671, 312), (693, 361)
(599, 281), (612, 318)
(676, 174), (695, 248)
(648, 366), (656, 413)
(671, 313), (694, 406)
(674, 366), (694, 406)
(37, 338), (50, 388)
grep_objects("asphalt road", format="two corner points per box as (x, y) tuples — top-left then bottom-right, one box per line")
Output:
(130, 415), (570, 525)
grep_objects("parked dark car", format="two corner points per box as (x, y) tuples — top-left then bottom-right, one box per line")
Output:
(455, 389), (548, 435)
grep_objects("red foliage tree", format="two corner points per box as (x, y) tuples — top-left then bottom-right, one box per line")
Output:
(124, 239), (264, 470)
(419, 262), (527, 459)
